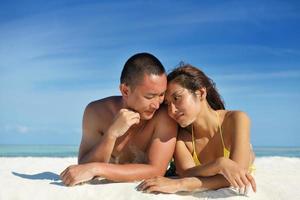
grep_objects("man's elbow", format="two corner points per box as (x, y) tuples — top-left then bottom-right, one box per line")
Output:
(150, 165), (167, 177)
(78, 156), (84, 164)
(78, 154), (110, 164)
(77, 153), (90, 164)
(77, 150), (86, 164)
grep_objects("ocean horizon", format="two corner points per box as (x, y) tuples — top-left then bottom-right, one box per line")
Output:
(0, 144), (300, 157)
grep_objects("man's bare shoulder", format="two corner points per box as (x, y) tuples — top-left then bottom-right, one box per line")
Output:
(85, 96), (122, 119)
(151, 105), (177, 131)
(152, 105), (171, 121)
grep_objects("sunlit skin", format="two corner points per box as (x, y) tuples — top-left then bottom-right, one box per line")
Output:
(138, 82), (256, 194)
(165, 83), (202, 128)
(60, 73), (177, 186)
(124, 73), (167, 120)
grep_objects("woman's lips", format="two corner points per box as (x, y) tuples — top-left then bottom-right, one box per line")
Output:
(174, 112), (184, 121)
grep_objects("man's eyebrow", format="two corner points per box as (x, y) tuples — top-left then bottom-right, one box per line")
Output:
(145, 91), (165, 96)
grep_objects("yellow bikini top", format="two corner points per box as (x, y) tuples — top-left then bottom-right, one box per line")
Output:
(192, 111), (230, 166)
(191, 111), (256, 173)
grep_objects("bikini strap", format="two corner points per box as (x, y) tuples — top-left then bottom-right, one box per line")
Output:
(191, 125), (201, 165)
(191, 124), (197, 154)
(216, 111), (226, 149)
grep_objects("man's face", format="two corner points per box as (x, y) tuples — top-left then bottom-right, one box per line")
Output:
(125, 74), (167, 120)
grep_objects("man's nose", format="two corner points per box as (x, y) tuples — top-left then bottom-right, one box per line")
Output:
(150, 98), (160, 109)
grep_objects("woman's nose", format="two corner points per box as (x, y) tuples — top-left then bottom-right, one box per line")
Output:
(169, 103), (178, 115)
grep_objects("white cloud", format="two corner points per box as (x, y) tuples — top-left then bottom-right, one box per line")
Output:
(3, 124), (30, 134)
(16, 125), (29, 134)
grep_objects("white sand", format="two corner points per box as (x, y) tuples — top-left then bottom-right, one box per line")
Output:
(0, 157), (299, 200)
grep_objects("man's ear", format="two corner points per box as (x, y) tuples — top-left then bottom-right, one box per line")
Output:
(120, 83), (130, 98)
(195, 88), (207, 100)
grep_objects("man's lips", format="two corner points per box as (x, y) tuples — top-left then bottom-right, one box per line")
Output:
(145, 110), (156, 115)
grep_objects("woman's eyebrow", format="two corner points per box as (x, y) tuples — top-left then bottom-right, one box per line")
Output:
(171, 89), (184, 97)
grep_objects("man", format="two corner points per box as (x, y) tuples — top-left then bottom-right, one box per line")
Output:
(60, 52), (177, 186)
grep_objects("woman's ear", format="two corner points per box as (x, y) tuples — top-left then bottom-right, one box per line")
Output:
(196, 88), (207, 100)
(119, 84), (130, 99)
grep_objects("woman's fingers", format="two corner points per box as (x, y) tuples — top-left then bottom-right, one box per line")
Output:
(137, 177), (179, 194)
(235, 177), (245, 193)
(224, 173), (239, 189)
(246, 173), (256, 192)
(234, 173), (256, 195)
(229, 176), (239, 189)
(241, 174), (250, 186)
(240, 174), (250, 194)
(145, 186), (161, 193)
(137, 179), (156, 191)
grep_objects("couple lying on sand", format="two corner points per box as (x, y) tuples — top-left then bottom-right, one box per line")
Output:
(60, 52), (256, 195)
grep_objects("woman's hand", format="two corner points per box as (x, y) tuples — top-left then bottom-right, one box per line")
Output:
(137, 176), (182, 194)
(60, 163), (97, 186)
(217, 157), (256, 193)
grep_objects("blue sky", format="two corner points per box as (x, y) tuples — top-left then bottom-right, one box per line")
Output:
(0, 0), (299, 146)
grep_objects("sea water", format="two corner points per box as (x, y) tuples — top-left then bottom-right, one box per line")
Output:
(0, 145), (300, 157)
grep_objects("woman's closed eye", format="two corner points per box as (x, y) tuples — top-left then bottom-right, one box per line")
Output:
(173, 95), (181, 102)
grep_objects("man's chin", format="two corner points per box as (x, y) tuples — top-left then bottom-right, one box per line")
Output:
(141, 111), (156, 120)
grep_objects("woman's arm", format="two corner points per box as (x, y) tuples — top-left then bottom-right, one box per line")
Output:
(217, 111), (256, 191)
(184, 111), (256, 191)
(138, 175), (230, 194)
(173, 138), (196, 175)
(182, 157), (224, 177)
(227, 111), (252, 169)
(174, 111), (256, 192)
(144, 114), (256, 194)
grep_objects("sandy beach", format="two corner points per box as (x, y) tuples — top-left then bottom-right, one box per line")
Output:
(0, 157), (299, 200)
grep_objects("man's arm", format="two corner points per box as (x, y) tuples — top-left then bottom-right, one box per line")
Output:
(62, 108), (177, 185)
(61, 107), (177, 185)
(78, 101), (141, 164)
(78, 102), (116, 164)
(93, 108), (178, 182)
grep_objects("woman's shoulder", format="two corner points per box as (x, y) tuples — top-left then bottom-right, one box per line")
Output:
(224, 110), (250, 123)
(220, 110), (251, 148)
(221, 110), (251, 131)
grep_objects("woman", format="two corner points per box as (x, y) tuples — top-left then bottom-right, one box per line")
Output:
(137, 64), (256, 194)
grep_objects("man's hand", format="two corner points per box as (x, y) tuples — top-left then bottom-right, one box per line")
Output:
(108, 109), (140, 138)
(60, 163), (97, 186)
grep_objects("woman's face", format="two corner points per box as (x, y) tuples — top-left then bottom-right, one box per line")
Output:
(165, 82), (201, 127)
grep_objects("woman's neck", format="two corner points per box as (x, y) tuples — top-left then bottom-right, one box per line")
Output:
(193, 105), (219, 138)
